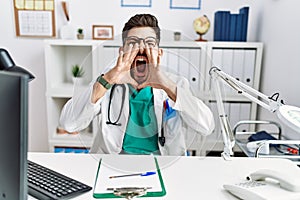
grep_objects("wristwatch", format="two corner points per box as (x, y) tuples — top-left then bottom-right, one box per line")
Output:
(96, 74), (112, 89)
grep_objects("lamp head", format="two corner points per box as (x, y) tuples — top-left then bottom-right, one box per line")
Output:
(277, 105), (300, 133)
(0, 48), (35, 81)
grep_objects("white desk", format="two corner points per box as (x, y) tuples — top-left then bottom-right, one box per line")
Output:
(28, 152), (300, 199)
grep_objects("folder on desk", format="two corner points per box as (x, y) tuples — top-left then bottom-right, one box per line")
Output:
(93, 155), (166, 198)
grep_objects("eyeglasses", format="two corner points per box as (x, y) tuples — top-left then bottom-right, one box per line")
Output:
(124, 36), (158, 48)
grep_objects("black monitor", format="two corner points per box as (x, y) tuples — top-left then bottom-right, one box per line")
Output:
(0, 71), (28, 200)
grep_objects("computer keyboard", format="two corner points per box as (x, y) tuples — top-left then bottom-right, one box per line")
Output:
(27, 160), (92, 200)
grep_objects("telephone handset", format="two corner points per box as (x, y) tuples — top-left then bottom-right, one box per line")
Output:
(223, 169), (300, 200)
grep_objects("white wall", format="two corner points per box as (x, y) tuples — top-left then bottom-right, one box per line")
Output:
(258, 0), (300, 139)
(0, 1), (49, 151)
(2, 0), (299, 151)
(65, 0), (262, 42)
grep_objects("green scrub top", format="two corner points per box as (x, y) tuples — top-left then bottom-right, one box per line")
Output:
(122, 85), (159, 155)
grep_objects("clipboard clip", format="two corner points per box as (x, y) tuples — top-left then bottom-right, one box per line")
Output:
(107, 187), (151, 199)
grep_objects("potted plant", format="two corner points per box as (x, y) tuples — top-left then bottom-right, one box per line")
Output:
(174, 31), (181, 41)
(77, 28), (84, 39)
(72, 64), (85, 84)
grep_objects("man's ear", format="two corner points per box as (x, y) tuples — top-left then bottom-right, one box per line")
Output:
(158, 48), (163, 57)
(119, 46), (123, 53)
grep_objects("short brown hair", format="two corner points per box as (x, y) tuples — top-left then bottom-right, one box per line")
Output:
(122, 14), (161, 45)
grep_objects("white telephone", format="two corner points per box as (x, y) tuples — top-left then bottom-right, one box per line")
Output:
(223, 169), (300, 200)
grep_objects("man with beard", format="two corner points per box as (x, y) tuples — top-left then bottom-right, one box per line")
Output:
(60, 14), (215, 156)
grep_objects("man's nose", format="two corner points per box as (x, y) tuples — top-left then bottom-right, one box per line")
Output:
(139, 40), (145, 54)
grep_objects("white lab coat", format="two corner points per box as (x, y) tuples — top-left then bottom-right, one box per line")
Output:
(59, 73), (215, 156)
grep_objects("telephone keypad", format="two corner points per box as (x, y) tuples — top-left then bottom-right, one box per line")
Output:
(236, 181), (266, 188)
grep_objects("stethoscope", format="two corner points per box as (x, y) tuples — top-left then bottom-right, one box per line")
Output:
(106, 84), (125, 126)
(105, 84), (165, 146)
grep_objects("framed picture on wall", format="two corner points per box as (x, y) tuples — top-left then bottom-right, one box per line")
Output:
(121, 0), (152, 7)
(170, 0), (201, 10)
(92, 25), (114, 40)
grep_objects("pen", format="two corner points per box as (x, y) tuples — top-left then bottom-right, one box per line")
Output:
(109, 171), (156, 179)
(163, 99), (171, 113)
(107, 187), (152, 191)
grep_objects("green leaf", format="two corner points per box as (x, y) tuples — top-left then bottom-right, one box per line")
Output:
(72, 65), (85, 77)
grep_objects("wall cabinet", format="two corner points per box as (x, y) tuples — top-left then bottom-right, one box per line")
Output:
(44, 40), (263, 154)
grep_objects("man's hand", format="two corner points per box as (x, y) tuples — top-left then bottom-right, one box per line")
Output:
(104, 43), (139, 87)
(92, 44), (139, 103)
(138, 46), (177, 101)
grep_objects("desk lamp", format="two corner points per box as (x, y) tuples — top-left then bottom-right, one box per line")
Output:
(0, 48), (35, 81)
(209, 67), (300, 159)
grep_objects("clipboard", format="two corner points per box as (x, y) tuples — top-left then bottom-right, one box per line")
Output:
(93, 155), (166, 198)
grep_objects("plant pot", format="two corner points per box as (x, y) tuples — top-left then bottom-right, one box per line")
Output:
(174, 32), (181, 41)
(72, 77), (84, 85)
(77, 34), (84, 40)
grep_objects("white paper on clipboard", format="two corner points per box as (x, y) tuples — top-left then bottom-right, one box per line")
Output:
(93, 155), (163, 194)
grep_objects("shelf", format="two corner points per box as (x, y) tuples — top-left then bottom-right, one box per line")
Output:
(160, 41), (205, 48)
(44, 39), (100, 46)
(207, 41), (263, 49)
(46, 83), (89, 98)
(49, 132), (93, 147)
(44, 39), (263, 153)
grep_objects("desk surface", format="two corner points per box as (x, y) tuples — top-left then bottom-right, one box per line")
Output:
(28, 152), (300, 199)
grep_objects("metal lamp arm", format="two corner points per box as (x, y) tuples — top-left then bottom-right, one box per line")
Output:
(209, 67), (283, 159)
(210, 67), (235, 159)
(210, 67), (282, 112)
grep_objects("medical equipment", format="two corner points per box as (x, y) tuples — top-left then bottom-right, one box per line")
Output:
(209, 66), (300, 159)
(106, 84), (126, 126)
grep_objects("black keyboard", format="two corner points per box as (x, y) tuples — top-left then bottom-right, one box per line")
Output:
(27, 160), (92, 200)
